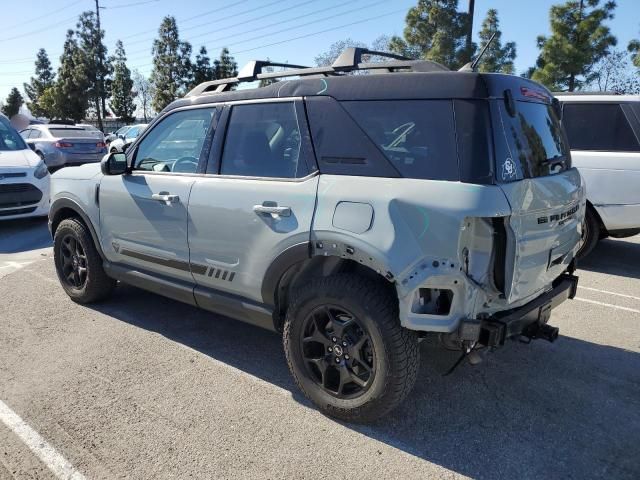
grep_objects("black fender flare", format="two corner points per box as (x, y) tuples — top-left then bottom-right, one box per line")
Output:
(49, 198), (106, 260)
(260, 242), (311, 307)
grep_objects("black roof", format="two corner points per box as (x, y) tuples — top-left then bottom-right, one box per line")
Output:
(164, 48), (553, 113)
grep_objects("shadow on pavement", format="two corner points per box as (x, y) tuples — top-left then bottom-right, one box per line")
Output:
(0, 217), (52, 254)
(579, 237), (640, 280)
(90, 284), (640, 480)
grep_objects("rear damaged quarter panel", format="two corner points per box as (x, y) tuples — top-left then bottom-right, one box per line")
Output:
(311, 175), (512, 332)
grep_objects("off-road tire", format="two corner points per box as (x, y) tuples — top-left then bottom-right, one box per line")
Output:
(53, 218), (116, 303)
(283, 274), (420, 423)
(577, 207), (601, 260)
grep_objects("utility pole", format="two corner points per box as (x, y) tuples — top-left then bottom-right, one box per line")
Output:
(94, 0), (104, 131)
(466, 0), (476, 63)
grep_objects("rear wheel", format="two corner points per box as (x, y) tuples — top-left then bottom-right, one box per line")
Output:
(577, 207), (601, 260)
(283, 274), (419, 423)
(54, 218), (116, 303)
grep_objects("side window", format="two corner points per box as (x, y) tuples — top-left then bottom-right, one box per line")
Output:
(125, 126), (139, 140)
(133, 108), (215, 174)
(30, 129), (41, 139)
(563, 103), (640, 151)
(341, 100), (459, 181)
(20, 129), (31, 139)
(220, 102), (307, 178)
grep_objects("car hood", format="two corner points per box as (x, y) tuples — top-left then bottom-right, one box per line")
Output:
(52, 162), (103, 180)
(0, 149), (40, 168)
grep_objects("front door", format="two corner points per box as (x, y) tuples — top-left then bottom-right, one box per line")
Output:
(100, 107), (217, 284)
(188, 100), (318, 304)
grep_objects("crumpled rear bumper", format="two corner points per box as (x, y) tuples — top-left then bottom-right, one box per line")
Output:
(473, 273), (578, 347)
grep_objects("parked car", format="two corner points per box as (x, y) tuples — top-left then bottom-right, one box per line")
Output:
(108, 124), (147, 153)
(49, 49), (584, 422)
(0, 114), (50, 220)
(555, 93), (640, 258)
(104, 125), (131, 146)
(75, 124), (105, 141)
(20, 124), (107, 171)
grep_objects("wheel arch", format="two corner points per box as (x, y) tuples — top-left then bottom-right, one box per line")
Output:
(263, 243), (396, 332)
(49, 198), (105, 260)
(586, 200), (608, 238)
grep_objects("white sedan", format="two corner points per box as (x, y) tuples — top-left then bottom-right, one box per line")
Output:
(0, 114), (50, 220)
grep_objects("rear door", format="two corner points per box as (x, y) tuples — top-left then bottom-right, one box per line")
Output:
(492, 95), (584, 303)
(188, 99), (318, 305)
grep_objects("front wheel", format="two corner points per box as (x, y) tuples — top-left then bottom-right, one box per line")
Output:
(53, 218), (116, 303)
(283, 274), (419, 423)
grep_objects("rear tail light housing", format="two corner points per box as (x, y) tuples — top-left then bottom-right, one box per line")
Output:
(54, 141), (73, 148)
(97, 142), (106, 148)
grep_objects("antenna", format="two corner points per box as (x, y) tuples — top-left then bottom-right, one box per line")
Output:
(459, 32), (497, 72)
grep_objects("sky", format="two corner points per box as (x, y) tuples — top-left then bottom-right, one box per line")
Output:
(1, 0), (639, 103)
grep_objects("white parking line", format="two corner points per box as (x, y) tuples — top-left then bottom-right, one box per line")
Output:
(0, 400), (86, 480)
(574, 297), (640, 314)
(578, 286), (640, 302)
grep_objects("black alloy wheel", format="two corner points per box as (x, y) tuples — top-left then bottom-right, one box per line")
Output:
(58, 234), (88, 290)
(301, 305), (376, 399)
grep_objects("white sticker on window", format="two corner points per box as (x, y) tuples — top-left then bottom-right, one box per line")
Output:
(502, 157), (516, 180)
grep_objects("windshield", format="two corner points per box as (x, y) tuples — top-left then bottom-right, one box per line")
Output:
(493, 100), (571, 182)
(0, 116), (28, 151)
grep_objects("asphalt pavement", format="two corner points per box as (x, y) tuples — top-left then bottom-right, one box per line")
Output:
(0, 218), (639, 479)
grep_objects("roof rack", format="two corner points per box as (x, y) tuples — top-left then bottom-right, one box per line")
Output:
(185, 47), (450, 97)
(552, 91), (622, 96)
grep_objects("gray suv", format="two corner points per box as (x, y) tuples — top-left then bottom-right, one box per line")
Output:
(49, 49), (585, 422)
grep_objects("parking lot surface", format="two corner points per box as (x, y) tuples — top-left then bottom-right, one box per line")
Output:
(1, 219), (639, 479)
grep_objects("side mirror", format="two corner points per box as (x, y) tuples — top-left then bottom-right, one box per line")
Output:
(28, 143), (36, 151)
(101, 151), (128, 175)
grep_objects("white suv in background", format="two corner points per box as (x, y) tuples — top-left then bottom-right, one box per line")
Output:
(556, 94), (640, 258)
(0, 114), (50, 220)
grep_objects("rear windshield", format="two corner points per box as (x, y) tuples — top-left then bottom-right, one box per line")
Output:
(0, 116), (27, 151)
(493, 100), (570, 182)
(48, 128), (97, 138)
(342, 100), (459, 181)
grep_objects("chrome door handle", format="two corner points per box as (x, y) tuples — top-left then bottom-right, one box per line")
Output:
(253, 204), (291, 217)
(151, 193), (180, 205)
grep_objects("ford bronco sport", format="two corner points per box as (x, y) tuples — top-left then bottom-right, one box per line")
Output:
(49, 49), (584, 422)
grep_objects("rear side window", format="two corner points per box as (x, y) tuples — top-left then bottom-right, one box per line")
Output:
(220, 102), (307, 179)
(562, 103), (640, 151)
(342, 100), (459, 181)
(48, 128), (96, 138)
(493, 100), (570, 182)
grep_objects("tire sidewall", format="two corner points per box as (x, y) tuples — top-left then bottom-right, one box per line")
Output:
(53, 220), (92, 300)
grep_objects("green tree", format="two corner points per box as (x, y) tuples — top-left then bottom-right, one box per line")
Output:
(23, 49), (56, 118)
(589, 49), (640, 93)
(314, 38), (368, 66)
(76, 11), (111, 130)
(55, 29), (90, 122)
(150, 16), (193, 111)
(110, 40), (136, 123)
(389, 0), (474, 69)
(214, 47), (238, 80)
(476, 9), (516, 73)
(2, 88), (24, 118)
(531, 0), (617, 91)
(628, 27), (640, 68)
(190, 46), (214, 89)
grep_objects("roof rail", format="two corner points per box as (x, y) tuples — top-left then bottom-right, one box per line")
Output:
(185, 48), (450, 97)
(552, 91), (622, 96)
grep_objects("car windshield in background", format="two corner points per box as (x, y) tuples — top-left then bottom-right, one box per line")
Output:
(342, 100), (458, 181)
(48, 128), (99, 138)
(494, 100), (570, 182)
(0, 116), (27, 151)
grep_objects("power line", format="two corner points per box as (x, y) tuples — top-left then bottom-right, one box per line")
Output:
(0, 15), (79, 43)
(104, 0), (160, 9)
(2, 0), (83, 33)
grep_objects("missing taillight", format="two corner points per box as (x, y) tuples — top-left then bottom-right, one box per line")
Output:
(492, 217), (507, 294)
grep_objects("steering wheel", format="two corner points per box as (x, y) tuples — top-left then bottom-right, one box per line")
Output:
(172, 156), (199, 173)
